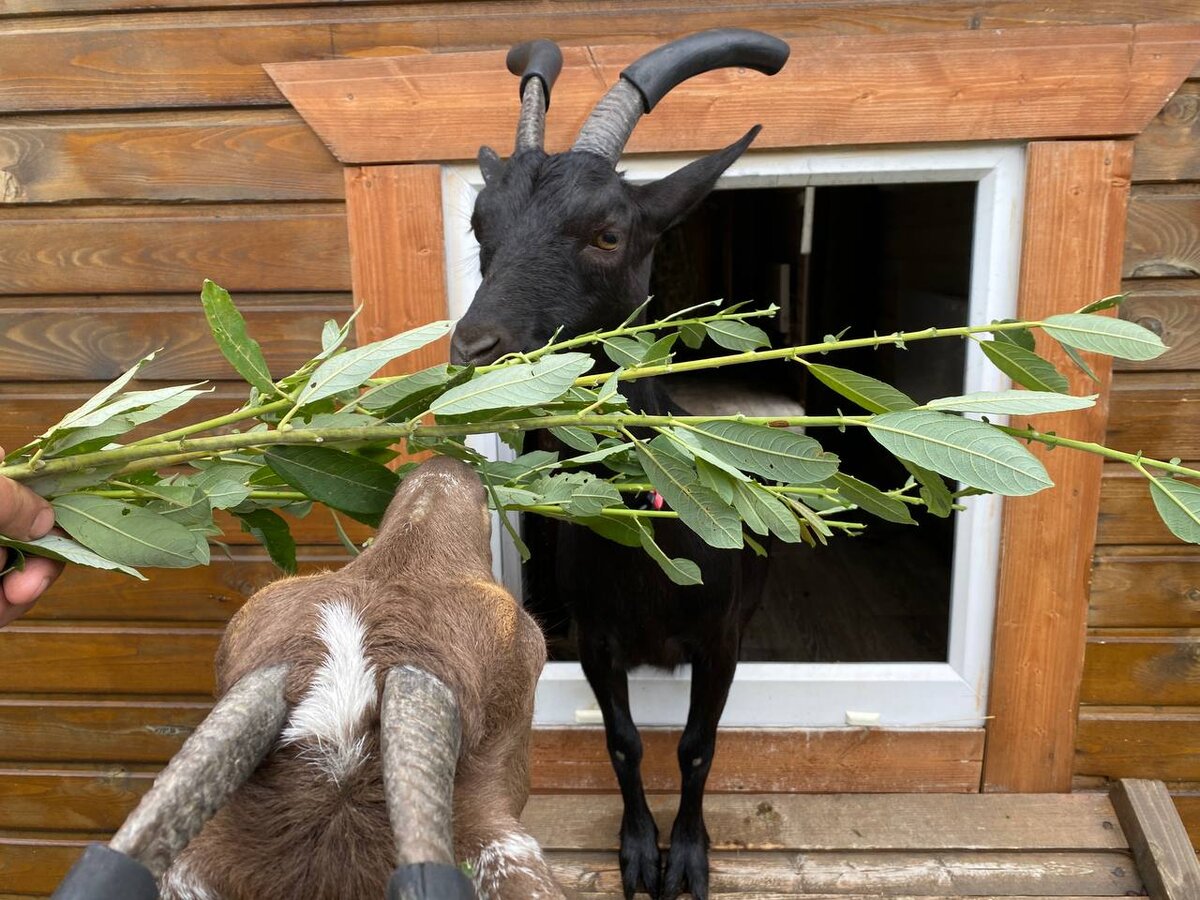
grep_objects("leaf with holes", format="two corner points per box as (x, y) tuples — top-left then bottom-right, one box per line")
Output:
(926, 390), (1097, 416)
(431, 353), (594, 416)
(979, 340), (1070, 394)
(806, 364), (917, 414)
(1146, 475), (1200, 544)
(1041, 313), (1166, 361)
(866, 410), (1052, 496)
(265, 446), (399, 527)
(53, 494), (209, 568)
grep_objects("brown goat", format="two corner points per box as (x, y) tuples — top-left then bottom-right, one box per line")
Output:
(156, 457), (565, 900)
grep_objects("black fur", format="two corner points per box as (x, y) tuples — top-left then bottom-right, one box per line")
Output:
(452, 131), (763, 900)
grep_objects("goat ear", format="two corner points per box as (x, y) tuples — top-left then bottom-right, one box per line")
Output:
(636, 125), (761, 234)
(478, 146), (504, 186)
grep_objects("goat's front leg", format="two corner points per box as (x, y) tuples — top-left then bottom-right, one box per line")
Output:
(662, 635), (738, 900)
(579, 636), (660, 899)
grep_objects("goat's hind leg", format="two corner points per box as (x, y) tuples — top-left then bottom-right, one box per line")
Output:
(662, 635), (737, 900)
(579, 637), (660, 899)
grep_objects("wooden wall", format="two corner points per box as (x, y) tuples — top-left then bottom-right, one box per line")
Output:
(0, 1), (1197, 892)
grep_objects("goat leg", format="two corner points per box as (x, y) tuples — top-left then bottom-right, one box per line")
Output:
(380, 665), (475, 899)
(110, 664), (290, 880)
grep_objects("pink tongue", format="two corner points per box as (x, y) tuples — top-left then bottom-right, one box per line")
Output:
(651, 491), (665, 511)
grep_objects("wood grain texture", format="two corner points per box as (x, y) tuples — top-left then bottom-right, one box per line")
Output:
(1109, 778), (1200, 900)
(0, 837), (87, 895)
(1125, 185), (1200, 278)
(1076, 708), (1200, 780)
(0, 626), (219, 696)
(529, 728), (984, 794)
(1117, 279), (1200, 372)
(1106, 372), (1200, 459)
(0, 294), (352, 381)
(345, 165), (449, 376)
(983, 141), (1132, 793)
(0, 769), (153, 832)
(271, 24), (1200, 164)
(1090, 546), (1200, 628)
(6, 2), (1199, 113)
(0, 109), (341, 203)
(1081, 631), (1200, 705)
(1098, 465), (1197, 545)
(1134, 81), (1200, 183)
(0, 203), (349, 294)
(0, 702), (209, 765)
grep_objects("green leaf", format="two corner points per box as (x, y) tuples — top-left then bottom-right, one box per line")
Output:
(357, 364), (458, 411)
(991, 321), (1036, 351)
(37, 352), (159, 442)
(738, 482), (804, 543)
(831, 473), (914, 525)
(925, 390), (1097, 416)
(265, 446), (399, 527)
(0, 533), (146, 580)
(201, 280), (276, 396)
(1076, 293), (1126, 315)
(602, 337), (646, 367)
(806, 364), (917, 414)
(688, 422), (839, 484)
(559, 442), (635, 468)
(1060, 343), (1100, 383)
(563, 477), (624, 517)
(578, 514), (642, 548)
(1042, 313), (1166, 361)
(635, 519), (703, 586)
(294, 321), (453, 409)
(679, 322), (707, 349)
(53, 494), (208, 568)
(640, 333), (678, 367)
(979, 340), (1070, 393)
(900, 460), (954, 518)
(431, 353), (594, 416)
(866, 410), (1052, 496)
(696, 457), (737, 505)
(1146, 475), (1200, 544)
(634, 439), (741, 549)
(549, 426), (599, 453)
(706, 320), (771, 352)
(235, 508), (297, 573)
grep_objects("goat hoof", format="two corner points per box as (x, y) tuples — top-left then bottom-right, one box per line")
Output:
(662, 828), (709, 900)
(619, 818), (662, 898)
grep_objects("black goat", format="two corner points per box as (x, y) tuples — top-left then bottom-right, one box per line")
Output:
(451, 30), (790, 900)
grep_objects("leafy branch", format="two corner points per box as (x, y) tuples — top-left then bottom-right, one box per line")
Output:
(0, 281), (1194, 586)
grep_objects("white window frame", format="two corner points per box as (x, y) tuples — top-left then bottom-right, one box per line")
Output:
(442, 142), (1025, 728)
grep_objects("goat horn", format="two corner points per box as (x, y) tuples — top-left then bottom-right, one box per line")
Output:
(109, 664), (290, 879)
(381, 665), (461, 866)
(572, 28), (791, 163)
(507, 39), (563, 154)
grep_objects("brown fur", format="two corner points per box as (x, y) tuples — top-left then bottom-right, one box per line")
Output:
(161, 458), (564, 900)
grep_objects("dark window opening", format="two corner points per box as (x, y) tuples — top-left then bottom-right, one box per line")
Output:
(523, 181), (977, 665)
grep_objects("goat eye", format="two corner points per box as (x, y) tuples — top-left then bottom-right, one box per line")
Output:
(590, 230), (620, 251)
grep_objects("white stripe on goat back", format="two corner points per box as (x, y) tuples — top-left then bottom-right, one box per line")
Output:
(281, 600), (378, 781)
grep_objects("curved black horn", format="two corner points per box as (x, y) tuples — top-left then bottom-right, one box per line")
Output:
(506, 39), (564, 154)
(573, 28), (790, 163)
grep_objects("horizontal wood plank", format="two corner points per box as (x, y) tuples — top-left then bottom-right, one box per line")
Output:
(0, 110), (340, 203)
(530, 728), (983, 793)
(546, 848), (1142, 896)
(1124, 185), (1200, 278)
(523, 792), (1128, 851)
(0, 702), (207, 765)
(271, 24), (1200, 163)
(1106, 372), (1200, 459)
(1081, 631), (1200, 705)
(1133, 81), (1200, 182)
(0, 204), (349, 294)
(0, 769), (152, 833)
(0, 626), (219, 696)
(5, 4), (1198, 113)
(1097, 464), (1198, 545)
(1117, 279), (1200, 371)
(1076, 707), (1200, 780)
(0, 837), (86, 895)
(0, 294), (352, 381)
(1090, 546), (1200, 628)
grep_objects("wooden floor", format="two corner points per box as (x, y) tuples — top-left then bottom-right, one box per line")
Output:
(521, 783), (1200, 899)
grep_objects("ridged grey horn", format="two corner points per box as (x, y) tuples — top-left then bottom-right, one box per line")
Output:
(514, 75), (547, 154)
(571, 78), (645, 164)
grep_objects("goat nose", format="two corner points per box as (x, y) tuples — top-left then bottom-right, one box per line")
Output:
(450, 327), (502, 366)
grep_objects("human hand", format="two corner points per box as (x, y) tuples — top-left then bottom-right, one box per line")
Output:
(0, 463), (65, 627)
